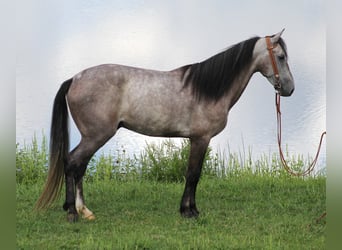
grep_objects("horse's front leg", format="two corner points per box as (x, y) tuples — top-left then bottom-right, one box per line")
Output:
(180, 137), (210, 218)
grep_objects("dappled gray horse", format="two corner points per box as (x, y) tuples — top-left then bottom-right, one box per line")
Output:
(36, 30), (294, 222)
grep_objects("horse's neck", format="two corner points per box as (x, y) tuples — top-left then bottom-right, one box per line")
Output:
(224, 62), (256, 111)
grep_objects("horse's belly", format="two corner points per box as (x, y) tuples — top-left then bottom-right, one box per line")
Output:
(121, 109), (191, 137)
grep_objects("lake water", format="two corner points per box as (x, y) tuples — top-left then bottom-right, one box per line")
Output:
(16, 1), (326, 171)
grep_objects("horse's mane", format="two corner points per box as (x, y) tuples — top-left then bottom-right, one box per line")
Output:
(182, 36), (260, 101)
(277, 37), (288, 58)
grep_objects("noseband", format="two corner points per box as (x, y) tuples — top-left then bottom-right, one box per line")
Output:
(265, 36), (281, 90)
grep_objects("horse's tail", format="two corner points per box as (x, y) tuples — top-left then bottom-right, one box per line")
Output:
(35, 78), (73, 210)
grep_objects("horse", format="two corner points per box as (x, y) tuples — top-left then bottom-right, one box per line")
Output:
(36, 30), (294, 222)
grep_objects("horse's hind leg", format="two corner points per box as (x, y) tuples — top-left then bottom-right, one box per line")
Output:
(63, 168), (78, 222)
(63, 137), (108, 222)
(75, 178), (95, 220)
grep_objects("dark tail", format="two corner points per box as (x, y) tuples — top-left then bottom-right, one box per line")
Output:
(35, 78), (73, 210)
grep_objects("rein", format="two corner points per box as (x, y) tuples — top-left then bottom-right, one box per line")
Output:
(266, 36), (326, 176)
(275, 93), (326, 176)
(276, 93), (327, 224)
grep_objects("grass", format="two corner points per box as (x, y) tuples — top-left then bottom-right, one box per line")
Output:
(16, 136), (326, 249)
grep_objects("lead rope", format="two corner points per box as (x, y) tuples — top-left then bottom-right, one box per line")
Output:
(276, 93), (327, 225)
(275, 93), (326, 176)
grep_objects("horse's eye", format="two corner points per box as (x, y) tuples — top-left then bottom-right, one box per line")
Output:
(278, 55), (285, 60)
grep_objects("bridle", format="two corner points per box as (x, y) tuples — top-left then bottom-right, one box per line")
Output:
(265, 36), (326, 177)
(265, 36), (281, 91)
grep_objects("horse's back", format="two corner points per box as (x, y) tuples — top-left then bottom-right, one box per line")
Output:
(66, 64), (194, 138)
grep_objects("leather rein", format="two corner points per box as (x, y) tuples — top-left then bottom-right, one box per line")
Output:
(265, 36), (326, 176)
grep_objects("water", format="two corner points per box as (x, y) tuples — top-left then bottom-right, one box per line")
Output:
(16, 1), (326, 170)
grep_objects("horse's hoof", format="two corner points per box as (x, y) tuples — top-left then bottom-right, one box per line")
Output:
(84, 213), (96, 221)
(180, 208), (199, 218)
(67, 213), (79, 223)
(80, 206), (95, 220)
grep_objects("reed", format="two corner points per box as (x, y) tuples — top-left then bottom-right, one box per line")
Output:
(16, 134), (325, 184)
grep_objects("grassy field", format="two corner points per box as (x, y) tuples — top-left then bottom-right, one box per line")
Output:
(16, 137), (326, 249)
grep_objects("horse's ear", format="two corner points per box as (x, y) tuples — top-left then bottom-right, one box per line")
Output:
(271, 28), (285, 44)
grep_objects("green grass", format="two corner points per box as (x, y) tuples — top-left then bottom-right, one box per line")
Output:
(17, 176), (325, 249)
(16, 136), (326, 249)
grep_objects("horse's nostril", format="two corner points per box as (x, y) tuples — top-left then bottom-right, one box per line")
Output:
(290, 88), (294, 96)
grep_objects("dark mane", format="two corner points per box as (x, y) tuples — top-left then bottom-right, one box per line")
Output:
(183, 36), (260, 101)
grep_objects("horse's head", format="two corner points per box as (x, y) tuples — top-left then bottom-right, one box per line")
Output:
(256, 29), (295, 97)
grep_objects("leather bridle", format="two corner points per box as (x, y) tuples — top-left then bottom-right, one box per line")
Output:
(265, 36), (281, 91)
